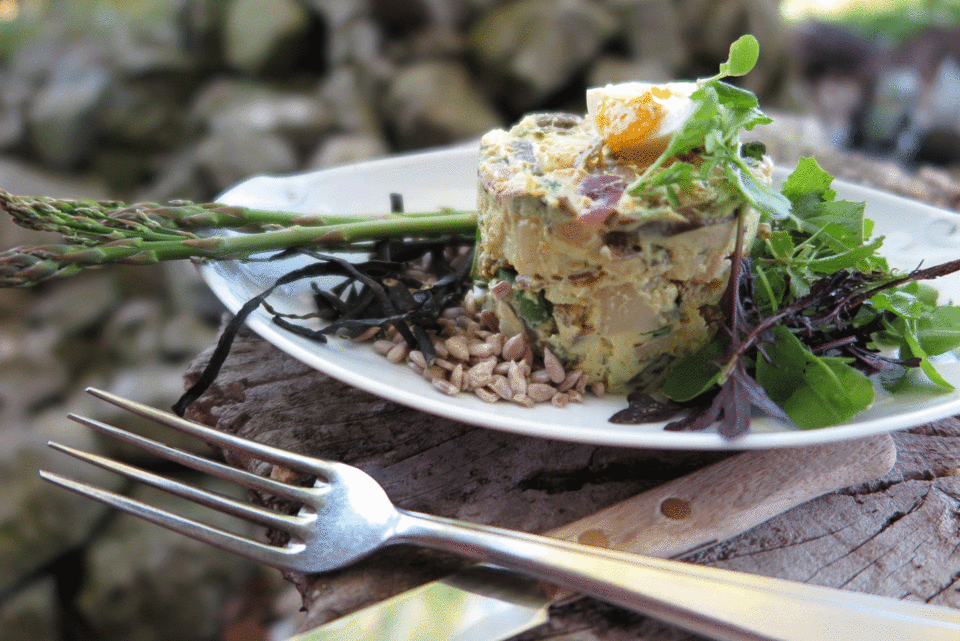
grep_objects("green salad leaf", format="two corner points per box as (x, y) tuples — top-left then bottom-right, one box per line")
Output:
(626, 34), (791, 221)
(646, 158), (960, 437)
(755, 326), (874, 429)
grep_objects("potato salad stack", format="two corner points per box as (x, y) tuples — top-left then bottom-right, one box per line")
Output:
(475, 81), (774, 393)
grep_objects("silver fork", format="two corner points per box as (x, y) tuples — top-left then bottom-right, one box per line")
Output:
(41, 388), (960, 641)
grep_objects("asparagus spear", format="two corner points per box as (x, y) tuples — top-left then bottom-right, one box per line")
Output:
(0, 190), (477, 287)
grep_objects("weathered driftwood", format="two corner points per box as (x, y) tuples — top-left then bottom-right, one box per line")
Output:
(183, 329), (960, 640)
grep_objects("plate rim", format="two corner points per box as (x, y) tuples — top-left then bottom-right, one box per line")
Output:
(197, 143), (960, 450)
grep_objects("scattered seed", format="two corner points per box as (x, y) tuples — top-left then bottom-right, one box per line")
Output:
(432, 378), (460, 395)
(431, 340), (450, 359)
(424, 365), (446, 382)
(468, 339), (496, 358)
(434, 357), (456, 371)
(575, 373), (588, 394)
(502, 334), (524, 361)
(527, 383), (556, 402)
(521, 344), (534, 368)
(466, 360), (495, 388)
(450, 364), (464, 390)
(488, 375), (513, 399)
(474, 387), (499, 403)
(445, 335), (471, 361)
(491, 280), (511, 299)
(512, 393), (535, 408)
(508, 361), (527, 396)
(365, 275), (605, 408)
(543, 347), (565, 384)
(530, 369), (552, 384)
(409, 350), (427, 369)
(479, 310), (499, 331)
(558, 369), (582, 392)
(463, 290), (478, 315)
(386, 342), (409, 363)
(373, 340), (395, 355)
(351, 326), (380, 342)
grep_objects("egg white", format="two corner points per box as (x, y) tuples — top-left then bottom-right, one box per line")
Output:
(586, 81), (698, 150)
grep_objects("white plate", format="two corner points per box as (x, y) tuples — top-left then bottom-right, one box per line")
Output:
(199, 144), (960, 450)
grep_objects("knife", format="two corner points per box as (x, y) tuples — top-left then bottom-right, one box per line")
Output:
(291, 435), (897, 640)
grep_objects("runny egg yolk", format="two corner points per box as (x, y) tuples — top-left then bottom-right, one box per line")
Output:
(587, 82), (697, 166)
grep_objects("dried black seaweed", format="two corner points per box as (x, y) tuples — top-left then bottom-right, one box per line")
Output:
(173, 205), (474, 416)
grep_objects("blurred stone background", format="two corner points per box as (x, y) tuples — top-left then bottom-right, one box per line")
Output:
(0, 0), (958, 639)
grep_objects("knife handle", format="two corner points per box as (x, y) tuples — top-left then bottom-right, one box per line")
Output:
(395, 507), (960, 641)
(547, 434), (897, 558)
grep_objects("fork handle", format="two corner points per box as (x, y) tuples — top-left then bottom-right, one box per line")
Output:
(394, 510), (960, 641)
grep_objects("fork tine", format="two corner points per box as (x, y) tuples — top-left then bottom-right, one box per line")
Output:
(46, 440), (313, 540)
(67, 413), (320, 506)
(84, 387), (340, 479)
(39, 470), (305, 571)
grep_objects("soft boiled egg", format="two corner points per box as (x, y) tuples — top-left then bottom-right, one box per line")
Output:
(586, 81), (697, 165)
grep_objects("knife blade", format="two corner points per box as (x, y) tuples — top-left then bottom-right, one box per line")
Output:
(292, 434), (896, 641)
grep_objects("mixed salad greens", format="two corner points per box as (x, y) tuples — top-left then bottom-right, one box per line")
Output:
(2, 35), (959, 437)
(610, 35), (960, 437)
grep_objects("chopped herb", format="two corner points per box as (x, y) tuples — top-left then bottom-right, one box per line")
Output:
(627, 35), (791, 222)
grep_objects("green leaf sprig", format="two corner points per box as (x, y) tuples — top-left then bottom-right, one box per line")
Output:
(643, 159), (960, 435)
(627, 34), (791, 221)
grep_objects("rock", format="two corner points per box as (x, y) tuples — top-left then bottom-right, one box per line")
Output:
(609, 0), (686, 74)
(308, 131), (389, 169)
(862, 67), (920, 149)
(467, 0), (618, 111)
(193, 129), (299, 195)
(679, 0), (792, 102)
(98, 298), (167, 366)
(384, 59), (503, 149)
(76, 480), (261, 641)
(0, 156), (108, 201)
(25, 51), (112, 169)
(99, 79), (193, 151)
(0, 328), (69, 421)
(223, 0), (315, 76)
(158, 312), (221, 361)
(0, 72), (30, 151)
(87, 363), (215, 461)
(26, 271), (119, 336)
(317, 67), (384, 137)
(133, 146), (211, 203)
(327, 16), (391, 81)
(159, 259), (225, 325)
(89, 148), (165, 196)
(587, 56), (672, 88)
(0, 406), (121, 598)
(0, 577), (58, 641)
(387, 24), (465, 62)
(189, 78), (333, 153)
(897, 56), (960, 165)
(371, 0), (432, 36)
(307, 0), (368, 67)
(419, 0), (481, 28)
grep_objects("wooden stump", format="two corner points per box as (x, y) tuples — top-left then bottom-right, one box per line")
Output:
(183, 328), (960, 639)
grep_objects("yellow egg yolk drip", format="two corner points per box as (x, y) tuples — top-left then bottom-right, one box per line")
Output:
(595, 87), (672, 166)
